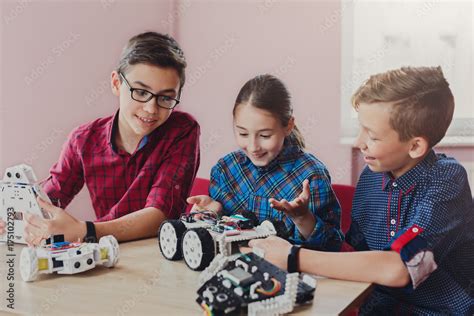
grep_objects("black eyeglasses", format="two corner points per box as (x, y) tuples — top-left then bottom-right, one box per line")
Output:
(119, 72), (180, 110)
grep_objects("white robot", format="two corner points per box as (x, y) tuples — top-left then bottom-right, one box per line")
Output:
(158, 212), (283, 271)
(20, 234), (119, 282)
(0, 164), (52, 244)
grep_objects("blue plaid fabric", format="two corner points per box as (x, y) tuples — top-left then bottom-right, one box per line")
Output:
(209, 140), (343, 251)
(347, 150), (474, 315)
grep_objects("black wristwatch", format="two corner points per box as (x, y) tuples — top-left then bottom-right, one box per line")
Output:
(83, 221), (97, 243)
(287, 245), (302, 273)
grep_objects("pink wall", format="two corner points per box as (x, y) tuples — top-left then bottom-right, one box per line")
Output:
(0, 0), (175, 220)
(177, 1), (354, 185)
(1, 1), (471, 220)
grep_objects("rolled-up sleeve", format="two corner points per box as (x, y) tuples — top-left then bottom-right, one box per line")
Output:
(42, 128), (85, 208)
(385, 167), (470, 289)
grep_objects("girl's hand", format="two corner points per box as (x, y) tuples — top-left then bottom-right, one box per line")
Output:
(268, 179), (311, 223)
(186, 195), (223, 215)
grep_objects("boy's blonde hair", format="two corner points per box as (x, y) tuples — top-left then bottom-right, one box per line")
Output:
(351, 66), (454, 147)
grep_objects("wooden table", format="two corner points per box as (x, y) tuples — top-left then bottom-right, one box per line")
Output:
(0, 239), (373, 315)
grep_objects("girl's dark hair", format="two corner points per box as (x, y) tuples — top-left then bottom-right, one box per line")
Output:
(117, 32), (187, 90)
(233, 74), (305, 149)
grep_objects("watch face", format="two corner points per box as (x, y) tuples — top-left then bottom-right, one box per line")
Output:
(84, 236), (97, 243)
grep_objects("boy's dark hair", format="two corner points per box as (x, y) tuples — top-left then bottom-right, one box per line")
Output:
(233, 74), (305, 149)
(117, 32), (187, 91)
(351, 66), (455, 148)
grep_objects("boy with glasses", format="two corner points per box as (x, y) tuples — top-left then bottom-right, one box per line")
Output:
(0, 32), (200, 244)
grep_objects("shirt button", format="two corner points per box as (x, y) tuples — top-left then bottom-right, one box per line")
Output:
(412, 227), (419, 233)
(390, 219), (396, 225)
(174, 185), (180, 189)
(390, 231), (395, 237)
(392, 182), (398, 187)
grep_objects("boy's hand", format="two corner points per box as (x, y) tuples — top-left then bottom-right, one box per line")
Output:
(23, 197), (86, 246)
(268, 179), (312, 224)
(0, 219), (5, 236)
(186, 195), (223, 215)
(249, 236), (292, 270)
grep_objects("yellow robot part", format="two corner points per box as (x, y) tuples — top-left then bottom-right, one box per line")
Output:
(38, 258), (49, 271)
(100, 248), (109, 260)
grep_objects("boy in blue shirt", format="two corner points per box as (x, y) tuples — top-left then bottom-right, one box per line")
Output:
(249, 66), (474, 315)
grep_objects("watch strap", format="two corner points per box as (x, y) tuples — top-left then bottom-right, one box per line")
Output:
(83, 221), (97, 243)
(287, 245), (302, 273)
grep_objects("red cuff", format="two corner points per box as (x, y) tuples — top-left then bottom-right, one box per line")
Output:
(391, 224), (424, 253)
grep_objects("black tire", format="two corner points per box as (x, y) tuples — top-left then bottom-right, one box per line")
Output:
(182, 228), (215, 271)
(158, 220), (187, 260)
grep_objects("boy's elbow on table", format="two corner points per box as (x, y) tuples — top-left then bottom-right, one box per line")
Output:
(378, 262), (411, 288)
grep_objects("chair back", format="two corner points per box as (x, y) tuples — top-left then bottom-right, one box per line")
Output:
(186, 178), (211, 213)
(332, 184), (356, 233)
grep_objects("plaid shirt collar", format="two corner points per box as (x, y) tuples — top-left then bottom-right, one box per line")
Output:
(382, 150), (437, 192)
(237, 138), (303, 174)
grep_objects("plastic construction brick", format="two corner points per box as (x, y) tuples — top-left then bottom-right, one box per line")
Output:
(196, 252), (316, 315)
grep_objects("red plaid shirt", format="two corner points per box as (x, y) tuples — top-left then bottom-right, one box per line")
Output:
(43, 110), (200, 222)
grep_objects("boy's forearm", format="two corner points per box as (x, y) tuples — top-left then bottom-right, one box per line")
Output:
(95, 207), (167, 242)
(299, 249), (411, 287)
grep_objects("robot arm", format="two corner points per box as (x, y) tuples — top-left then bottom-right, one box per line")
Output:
(1, 164), (52, 244)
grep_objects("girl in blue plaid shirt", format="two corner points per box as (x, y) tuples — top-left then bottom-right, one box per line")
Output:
(188, 74), (343, 250)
